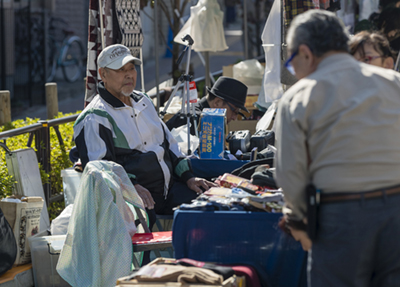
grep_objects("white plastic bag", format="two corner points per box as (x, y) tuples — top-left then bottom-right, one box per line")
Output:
(233, 59), (265, 88)
(61, 168), (82, 207)
(171, 124), (200, 155)
(256, 100), (278, 131)
(50, 204), (74, 235)
(174, 0), (228, 52)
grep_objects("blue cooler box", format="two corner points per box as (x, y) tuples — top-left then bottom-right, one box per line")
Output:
(199, 108), (226, 159)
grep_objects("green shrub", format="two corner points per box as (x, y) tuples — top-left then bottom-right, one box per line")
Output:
(0, 111), (80, 220)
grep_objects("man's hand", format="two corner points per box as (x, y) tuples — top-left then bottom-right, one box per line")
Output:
(186, 177), (218, 194)
(289, 228), (312, 251)
(278, 215), (312, 251)
(134, 184), (155, 209)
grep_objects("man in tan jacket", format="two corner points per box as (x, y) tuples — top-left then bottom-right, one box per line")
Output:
(275, 9), (400, 286)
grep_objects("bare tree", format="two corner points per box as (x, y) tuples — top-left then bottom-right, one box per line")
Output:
(141, 0), (191, 84)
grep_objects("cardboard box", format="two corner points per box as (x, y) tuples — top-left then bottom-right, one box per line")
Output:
(228, 120), (258, 135)
(245, 95), (258, 109)
(199, 108), (226, 159)
(162, 113), (175, 123)
(222, 65), (235, 78)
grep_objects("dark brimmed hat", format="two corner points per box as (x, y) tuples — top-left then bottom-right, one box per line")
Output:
(207, 76), (249, 113)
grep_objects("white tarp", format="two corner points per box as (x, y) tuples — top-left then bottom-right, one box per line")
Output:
(174, 0), (228, 52)
(257, 0), (283, 108)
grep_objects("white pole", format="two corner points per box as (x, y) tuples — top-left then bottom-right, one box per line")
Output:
(140, 48), (145, 92)
(154, 0), (160, 113)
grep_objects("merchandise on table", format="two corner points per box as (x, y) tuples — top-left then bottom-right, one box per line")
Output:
(215, 173), (246, 188)
(179, 183), (284, 213)
(226, 130), (251, 155)
(116, 257), (242, 287)
(250, 130), (275, 151)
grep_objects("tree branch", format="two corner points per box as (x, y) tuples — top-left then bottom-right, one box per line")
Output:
(158, 1), (174, 28)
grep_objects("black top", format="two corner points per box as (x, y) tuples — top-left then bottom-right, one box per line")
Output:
(165, 97), (210, 135)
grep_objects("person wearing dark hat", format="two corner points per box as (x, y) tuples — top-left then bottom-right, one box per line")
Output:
(166, 76), (249, 135)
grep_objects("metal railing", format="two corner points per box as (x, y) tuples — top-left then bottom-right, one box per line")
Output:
(0, 114), (78, 205)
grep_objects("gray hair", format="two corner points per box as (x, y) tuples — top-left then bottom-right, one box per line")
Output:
(286, 10), (350, 57)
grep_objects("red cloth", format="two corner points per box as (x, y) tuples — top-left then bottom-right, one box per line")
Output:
(132, 231), (172, 245)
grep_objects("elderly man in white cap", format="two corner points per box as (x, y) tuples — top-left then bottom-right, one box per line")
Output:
(73, 44), (215, 259)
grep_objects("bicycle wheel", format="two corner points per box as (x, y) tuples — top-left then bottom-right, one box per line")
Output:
(60, 36), (85, 83)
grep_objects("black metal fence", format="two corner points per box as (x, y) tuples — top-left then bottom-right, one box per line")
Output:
(0, 0), (47, 109)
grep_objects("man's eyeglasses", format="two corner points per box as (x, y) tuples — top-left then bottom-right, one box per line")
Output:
(225, 101), (241, 115)
(284, 50), (298, 75)
(358, 55), (382, 64)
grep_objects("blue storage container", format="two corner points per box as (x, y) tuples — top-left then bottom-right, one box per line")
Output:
(172, 210), (307, 287)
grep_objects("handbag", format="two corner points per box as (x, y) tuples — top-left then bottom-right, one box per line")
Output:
(0, 206), (17, 276)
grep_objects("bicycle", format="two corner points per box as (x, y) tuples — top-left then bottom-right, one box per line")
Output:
(46, 17), (85, 83)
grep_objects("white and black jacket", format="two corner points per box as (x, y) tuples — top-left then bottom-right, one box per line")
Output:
(74, 83), (194, 197)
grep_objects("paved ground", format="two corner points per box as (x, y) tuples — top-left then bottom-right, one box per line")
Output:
(12, 22), (247, 121)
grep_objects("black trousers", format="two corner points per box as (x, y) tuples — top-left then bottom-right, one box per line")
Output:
(141, 181), (198, 265)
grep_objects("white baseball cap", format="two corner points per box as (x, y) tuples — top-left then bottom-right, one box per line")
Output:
(97, 44), (141, 69)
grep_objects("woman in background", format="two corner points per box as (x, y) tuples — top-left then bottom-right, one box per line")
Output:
(350, 31), (395, 69)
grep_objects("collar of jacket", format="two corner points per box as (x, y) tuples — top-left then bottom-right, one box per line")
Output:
(196, 97), (210, 112)
(98, 81), (143, 108)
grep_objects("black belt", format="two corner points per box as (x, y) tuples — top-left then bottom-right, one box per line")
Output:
(320, 184), (400, 203)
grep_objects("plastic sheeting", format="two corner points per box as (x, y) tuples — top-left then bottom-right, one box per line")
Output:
(174, 0), (228, 52)
(257, 0), (284, 109)
(57, 160), (147, 287)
